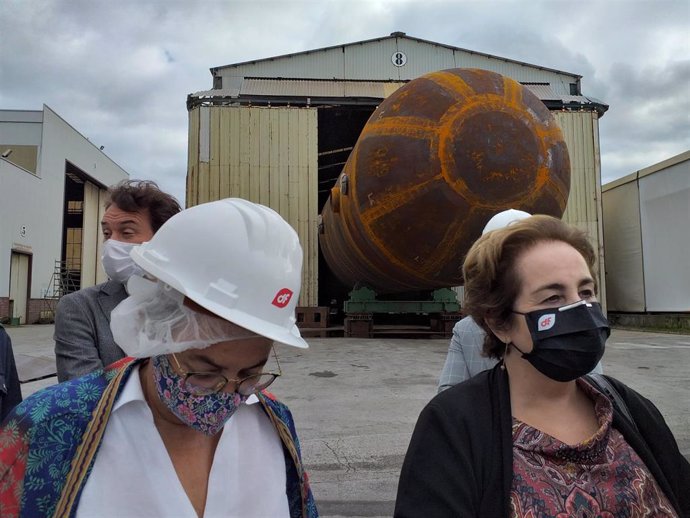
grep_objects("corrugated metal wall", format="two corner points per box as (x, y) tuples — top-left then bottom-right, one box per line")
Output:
(602, 179), (645, 312)
(187, 106), (319, 306)
(219, 37), (580, 95)
(602, 152), (690, 313)
(344, 38), (400, 79)
(553, 111), (607, 311)
(638, 159), (690, 311)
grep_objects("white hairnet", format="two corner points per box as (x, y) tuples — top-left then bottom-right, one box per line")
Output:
(110, 276), (260, 358)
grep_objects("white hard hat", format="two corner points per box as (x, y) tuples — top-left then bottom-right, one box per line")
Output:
(482, 209), (532, 235)
(130, 198), (308, 349)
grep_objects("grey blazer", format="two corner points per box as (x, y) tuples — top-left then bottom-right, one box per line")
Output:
(54, 279), (128, 382)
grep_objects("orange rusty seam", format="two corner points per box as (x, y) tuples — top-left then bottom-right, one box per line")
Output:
(549, 171), (570, 203)
(418, 216), (468, 278)
(546, 177), (570, 210)
(339, 148), (416, 288)
(437, 95), (543, 204)
(334, 151), (383, 284)
(428, 71), (475, 102)
(364, 118), (439, 140)
(359, 174), (444, 224)
(358, 177), (454, 280)
(341, 189), (391, 285)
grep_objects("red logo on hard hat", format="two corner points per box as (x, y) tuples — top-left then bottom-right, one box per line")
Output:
(272, 288), (293, 308)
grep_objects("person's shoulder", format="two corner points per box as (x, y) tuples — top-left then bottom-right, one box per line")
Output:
(430, 369), (496, 416)
(453, 315), (485, 334)
(57, 286), (99, 310)
(60, 281), (112, 301)
(0, 325), (9, 351)
(599, 375), (660, 408)
(593, 375), (671, 427)
(259, 391), (291, 416)
(57, 282), (123, 316)
(257, 391), (304, 440)
(4, 371), (109, 431)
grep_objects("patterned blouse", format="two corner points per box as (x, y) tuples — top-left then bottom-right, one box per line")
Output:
(510, 379), (678, 518)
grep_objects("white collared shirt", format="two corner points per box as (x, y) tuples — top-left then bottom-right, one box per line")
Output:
(77, 365), (290, 518)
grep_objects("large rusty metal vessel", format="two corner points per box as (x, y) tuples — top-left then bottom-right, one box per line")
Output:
(320, 68), (570, 293)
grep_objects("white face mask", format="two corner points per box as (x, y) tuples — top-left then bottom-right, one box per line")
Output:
(101, 239), (145, 285)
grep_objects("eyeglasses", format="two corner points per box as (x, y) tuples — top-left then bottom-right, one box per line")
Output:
(171, 349), (282, 396)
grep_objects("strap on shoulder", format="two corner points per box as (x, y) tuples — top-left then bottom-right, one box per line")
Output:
(585, 373), (640, 434)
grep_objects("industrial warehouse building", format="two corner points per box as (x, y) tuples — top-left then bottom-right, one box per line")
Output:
(603, 150), (690, 325)
(187, 32), (608, 309)
(0, 106), (128, 324)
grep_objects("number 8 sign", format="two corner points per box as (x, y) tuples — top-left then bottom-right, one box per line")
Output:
(391, 51), (407, 67)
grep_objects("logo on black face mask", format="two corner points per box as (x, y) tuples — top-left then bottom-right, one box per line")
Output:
(513, 300), (610, 382)
(537, 314), (556, 331)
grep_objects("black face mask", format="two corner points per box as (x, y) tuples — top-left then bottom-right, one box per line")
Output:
(512, 300), (610, 382)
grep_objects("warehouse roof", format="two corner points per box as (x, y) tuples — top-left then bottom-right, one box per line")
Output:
(211, 32), (581, 79)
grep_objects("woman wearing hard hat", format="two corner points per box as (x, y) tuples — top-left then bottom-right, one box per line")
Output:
(0, 199), (318, 517)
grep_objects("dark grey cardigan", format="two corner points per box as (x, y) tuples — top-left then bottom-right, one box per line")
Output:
(395, 365), (689, 517)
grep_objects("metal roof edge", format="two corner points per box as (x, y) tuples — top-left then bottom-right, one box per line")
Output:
(398, 34), (582, 79)
(211, 33), (582, 79)
(42, 104), (130, 177)
(602, 171), (638, 192)
(0, 108), (44, 123)
(602, 150), (690, 192)
(211, 34), (395, 73)
(187, 80), (606, 112)
(244, 76), (406, 83)
(637, 149), (690, 179)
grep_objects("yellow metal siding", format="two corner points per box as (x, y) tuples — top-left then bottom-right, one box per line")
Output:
(80, 181), (100, 289)
(187, 106), (319, 306)
(554, 111), (606, 310)
(209, 107), (221, 201)
(186, 107), (199, 207)
(95, 189), (108, 284)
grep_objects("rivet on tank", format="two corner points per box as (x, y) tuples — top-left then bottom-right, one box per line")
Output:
(320, 68), (570, 293)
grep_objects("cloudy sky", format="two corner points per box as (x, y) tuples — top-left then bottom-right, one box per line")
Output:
(2, 0), (688, 204)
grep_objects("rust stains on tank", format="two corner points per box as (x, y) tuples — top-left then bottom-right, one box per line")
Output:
(320, 68), (571, 293)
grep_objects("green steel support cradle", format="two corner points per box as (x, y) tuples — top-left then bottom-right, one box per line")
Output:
(344, 287), (460, 314)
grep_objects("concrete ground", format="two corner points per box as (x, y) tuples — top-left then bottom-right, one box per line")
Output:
(5, 325), (690, 518)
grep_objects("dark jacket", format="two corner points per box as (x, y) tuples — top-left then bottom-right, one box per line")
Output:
(395, 365), (690, 518)
(0, 325), (22, 422)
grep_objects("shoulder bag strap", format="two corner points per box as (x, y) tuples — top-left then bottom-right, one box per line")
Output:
(585, 373), (640, 434)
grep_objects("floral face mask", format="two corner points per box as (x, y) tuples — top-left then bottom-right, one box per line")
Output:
(151, 355), (248, 436)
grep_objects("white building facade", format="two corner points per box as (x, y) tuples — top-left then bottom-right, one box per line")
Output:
(0, 105), (128, 324)
(603, 150), (690, 314)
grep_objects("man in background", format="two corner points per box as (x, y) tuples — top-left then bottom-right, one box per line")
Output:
(54, 180), (181, 381)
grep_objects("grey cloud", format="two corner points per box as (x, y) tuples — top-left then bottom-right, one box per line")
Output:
(1, 0), (688, 204)
(608, 60), (690, 102)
